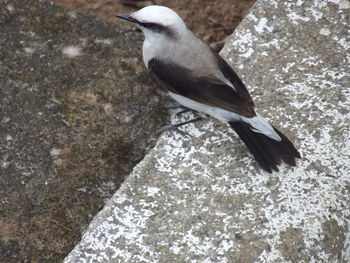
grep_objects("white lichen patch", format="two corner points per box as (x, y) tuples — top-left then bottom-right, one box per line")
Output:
(1, 160), (10, 169)
(24, 47), (35, 54)
(94, 39), (113, 45)
(7, 4), (14, 12)
(339, 0), (350, 9)
(337, 37), (350, 50)
(310, 8), (323, 20)
(146, 187), (160, 197)
(50, 148), (61, 157)
(62, 45), (82, 57)
(287, 11), (310, 24)
(50, 148), (63, 166)
(68, 11), (78, 19)
(330, 0), (350, 8)
(319, 27), (331, 35)
(254, 18), (273, 34)
(103, 103), (113, 115)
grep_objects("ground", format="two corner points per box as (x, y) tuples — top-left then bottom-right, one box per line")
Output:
(50, 0), (256, 51)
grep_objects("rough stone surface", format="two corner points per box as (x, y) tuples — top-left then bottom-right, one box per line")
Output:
(0, 0), (167, 262)
(65, 0), (349, 262)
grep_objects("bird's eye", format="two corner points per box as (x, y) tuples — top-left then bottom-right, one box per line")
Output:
(139, 22), (174, 38)
(142, 23), (157, 29)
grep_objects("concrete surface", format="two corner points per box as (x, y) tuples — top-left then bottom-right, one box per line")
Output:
(0, 0), (167, 262)
(61, 0), (350, 261)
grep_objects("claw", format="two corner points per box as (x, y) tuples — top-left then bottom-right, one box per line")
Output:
(157, 125), (192, 137)
(175, 108), (196, 118)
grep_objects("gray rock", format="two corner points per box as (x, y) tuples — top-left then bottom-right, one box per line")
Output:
(0, 0), (167, 262)
(64, 0), (350, 262)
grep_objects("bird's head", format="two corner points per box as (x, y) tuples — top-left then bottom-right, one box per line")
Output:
(116, 5), (187, 40)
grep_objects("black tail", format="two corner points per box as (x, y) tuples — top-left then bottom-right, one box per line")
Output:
(229, 121), (301, 173)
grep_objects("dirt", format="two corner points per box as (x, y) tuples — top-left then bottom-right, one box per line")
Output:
(49, 0), (256, 51)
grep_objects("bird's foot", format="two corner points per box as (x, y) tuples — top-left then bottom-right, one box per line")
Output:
(157, 117), (204, 137)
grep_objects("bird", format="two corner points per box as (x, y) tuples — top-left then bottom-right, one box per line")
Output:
(116, 5), (301, 173)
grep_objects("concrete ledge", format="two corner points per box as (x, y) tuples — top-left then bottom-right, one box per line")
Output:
(65, 0), (350, 262)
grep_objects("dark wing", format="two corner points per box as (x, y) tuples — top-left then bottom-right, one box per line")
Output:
(148, 57), (256, 118)
(215, 54), (254, 107)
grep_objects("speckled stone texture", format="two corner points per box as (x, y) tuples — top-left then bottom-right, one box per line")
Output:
(64, 0), (350, 262)
(0, 0), (167, 261)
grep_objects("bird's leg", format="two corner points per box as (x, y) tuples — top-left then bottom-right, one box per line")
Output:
(158, 117), (204, 137)
(165, 102), (199, 119)
(172, 116), (204, 128)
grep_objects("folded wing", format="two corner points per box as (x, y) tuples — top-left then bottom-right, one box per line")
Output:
(148, 57), (256, 118)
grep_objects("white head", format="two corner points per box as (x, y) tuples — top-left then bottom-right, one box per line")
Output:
(116, 6), (188, 40)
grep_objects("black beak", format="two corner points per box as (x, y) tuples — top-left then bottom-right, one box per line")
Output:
(115, 14), (139, 24)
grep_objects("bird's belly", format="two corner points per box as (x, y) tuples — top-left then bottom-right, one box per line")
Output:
(169, 92), (239, 122)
